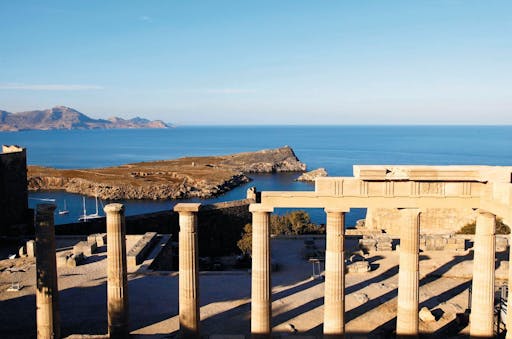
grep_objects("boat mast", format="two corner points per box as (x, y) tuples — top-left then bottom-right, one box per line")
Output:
(82, 196), (87, 221)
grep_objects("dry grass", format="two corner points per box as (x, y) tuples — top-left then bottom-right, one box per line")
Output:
(28, 154), (240, 187)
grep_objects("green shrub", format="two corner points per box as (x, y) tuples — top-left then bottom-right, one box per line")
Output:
(456, 218), (510, 235)
(237, 223), (253, 255)
(237, 211), (325, 254)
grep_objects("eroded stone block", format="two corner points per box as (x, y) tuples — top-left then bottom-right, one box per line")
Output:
(347, 261), (371, 273)
(26, 240), (36, 258)
(73, 241), (96, 256)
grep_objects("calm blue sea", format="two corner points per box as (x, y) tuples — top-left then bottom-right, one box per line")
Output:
(2, 126), (511, 226)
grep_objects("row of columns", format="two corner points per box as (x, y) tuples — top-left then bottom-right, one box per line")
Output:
(32, 201), (509, 339)
(35, 203), (130, 338)
(249, 206), (504, 339)
(35, 202), (201, 339)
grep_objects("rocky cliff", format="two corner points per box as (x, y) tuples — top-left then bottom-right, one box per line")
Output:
(0, 106), (170, 131)
(296, 167), (328, 182)
(28, 146), (306, 200)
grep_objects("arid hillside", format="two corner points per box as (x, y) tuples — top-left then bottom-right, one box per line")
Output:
(28, 146), (306, 200)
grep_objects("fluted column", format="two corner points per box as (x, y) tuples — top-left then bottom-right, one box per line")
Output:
(250, 204), (273, 338)
(396, 208), (420, 338)
(323, 208), (348, 338)
(35, 203), (60, 339)
(104, 203), (129, 338)
(175, 203), (201, 339)
(470, 210), (496, 338)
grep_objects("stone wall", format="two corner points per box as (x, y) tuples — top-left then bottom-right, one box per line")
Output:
(55, 199), (252, 256)
(0, 145), (32, 235)
(365, 207), (478, 235)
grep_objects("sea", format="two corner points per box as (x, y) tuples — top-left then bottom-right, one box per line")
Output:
(1, 125), (511, 226)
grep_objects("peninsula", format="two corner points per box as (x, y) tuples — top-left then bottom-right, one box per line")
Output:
(28, 146), (306, 200)
(0, 106), (171, 131)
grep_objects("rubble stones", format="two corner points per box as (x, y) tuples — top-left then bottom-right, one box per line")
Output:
(57, 252), (85, 267)
(73, 241), (97, 256)
(375, 235), (393, 251)
(347, 261), (371, 273)
(359, 238), (377, 252)
(354, 292), (369, 304)
(419, 307), (436, 322)
(87, 233), (107, 247)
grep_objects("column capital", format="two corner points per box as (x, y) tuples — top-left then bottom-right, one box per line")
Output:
(476, 209), (496, 217)
(174, 203), (201, 213)
(104, 203), (125, 214)
(324, 207), (350, 213)
(249, 204), (274, 213)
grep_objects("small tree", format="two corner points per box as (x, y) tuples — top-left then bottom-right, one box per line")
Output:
(237, 211), (325, 254)
(457, 217), (510, 235)
(270, 214), (292, 235)
(287, 210), (311, 234)
(237, 223), (253, 255)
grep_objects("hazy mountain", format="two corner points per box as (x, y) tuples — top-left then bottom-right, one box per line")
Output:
(0, 106), (172, 131)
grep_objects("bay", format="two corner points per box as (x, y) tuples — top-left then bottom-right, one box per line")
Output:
(2, 125), (511, 226)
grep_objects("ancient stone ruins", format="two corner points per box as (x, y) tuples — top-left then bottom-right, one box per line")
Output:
(34, 165), (512, 338)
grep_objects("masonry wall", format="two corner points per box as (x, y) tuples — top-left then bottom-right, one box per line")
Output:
(55, 199), (252, 256)
(365, 207), (477, 235)
(0, 147), (31, 235)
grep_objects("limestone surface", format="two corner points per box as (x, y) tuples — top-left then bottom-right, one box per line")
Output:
(295, 168), (328, 182)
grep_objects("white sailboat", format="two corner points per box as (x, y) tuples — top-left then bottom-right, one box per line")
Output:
(58, 200), (69, 215)
(78, 195), (103, 221)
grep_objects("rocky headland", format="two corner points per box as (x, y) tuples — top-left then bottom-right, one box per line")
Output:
(296, 167), (328, 182)
(28, 146), (306, 200)
(0, 106), (171, 131)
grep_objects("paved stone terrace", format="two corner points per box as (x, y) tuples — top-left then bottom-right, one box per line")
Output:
(0, 236), (507, 338)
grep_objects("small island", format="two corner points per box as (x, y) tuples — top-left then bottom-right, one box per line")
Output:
(28, 146), (307, 200)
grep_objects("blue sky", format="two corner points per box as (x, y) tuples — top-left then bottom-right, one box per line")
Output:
(0, 1), (510, 125)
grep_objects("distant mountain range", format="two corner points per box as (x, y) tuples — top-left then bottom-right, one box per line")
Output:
(0, 106), (172, 131)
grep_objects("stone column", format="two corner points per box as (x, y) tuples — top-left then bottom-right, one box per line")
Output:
(35, 203), (60, 339)
(175, 203), (201, 338)
(396, 208), (420, 338)
(507, 228), (512, 339)
(250, 204), (273, 338)
(323, 208), (348, 338)
(104, 203), (129, 338)
(470, 210), (496, 338)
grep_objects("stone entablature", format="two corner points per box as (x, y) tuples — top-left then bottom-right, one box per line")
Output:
(315, 176), (482, 198)
(260, 165), (512, 224)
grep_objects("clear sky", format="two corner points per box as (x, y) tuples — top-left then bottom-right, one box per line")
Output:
(0, 1), (510, 125)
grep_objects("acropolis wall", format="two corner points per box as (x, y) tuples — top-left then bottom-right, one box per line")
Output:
(365, 207), (478, 234)
(0, 145), (31, 235)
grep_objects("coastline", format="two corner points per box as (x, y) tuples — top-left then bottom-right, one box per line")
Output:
(28, 146), (306, 200)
